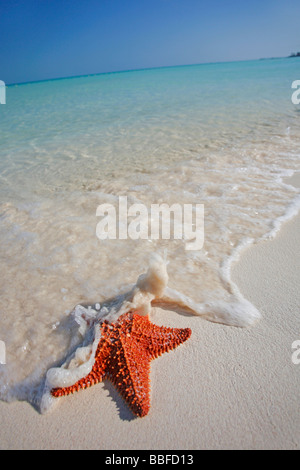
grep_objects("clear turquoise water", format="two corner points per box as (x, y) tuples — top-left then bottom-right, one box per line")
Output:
(0, 58), (300, 405)
(1, 58), (299, 196)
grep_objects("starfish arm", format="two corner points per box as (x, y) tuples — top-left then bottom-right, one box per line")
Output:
(107, 334), (151, 417)
(51, 369), (102, 397)
(132, 314), (191, 358)
(122, 337), (151, 417)
(51, 337), (110, 398)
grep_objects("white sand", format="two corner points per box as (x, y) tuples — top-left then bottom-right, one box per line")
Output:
(0, 176), (299, 450)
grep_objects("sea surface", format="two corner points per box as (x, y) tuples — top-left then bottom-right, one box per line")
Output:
(0, 58), (300, 408)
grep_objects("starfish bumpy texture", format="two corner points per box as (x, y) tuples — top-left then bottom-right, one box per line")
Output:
(51, 311), (191, 417)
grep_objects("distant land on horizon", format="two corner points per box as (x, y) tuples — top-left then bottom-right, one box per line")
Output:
(260, 52), (300, 60)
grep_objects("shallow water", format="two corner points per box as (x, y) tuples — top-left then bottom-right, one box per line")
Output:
(0, 58), (300, 408)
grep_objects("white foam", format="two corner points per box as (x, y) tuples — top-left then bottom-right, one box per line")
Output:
(262, 192), (300, 240)
(160, 286), (261, 327)
(41, 323), (101, 414)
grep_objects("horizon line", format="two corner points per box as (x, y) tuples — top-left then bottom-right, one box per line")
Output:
(6, 55), (286, 87)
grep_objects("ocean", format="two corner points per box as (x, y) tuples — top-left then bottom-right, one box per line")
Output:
(0, 58), (300, 409)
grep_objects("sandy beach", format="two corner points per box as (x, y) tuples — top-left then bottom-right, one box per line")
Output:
(0, 174), (298, 450)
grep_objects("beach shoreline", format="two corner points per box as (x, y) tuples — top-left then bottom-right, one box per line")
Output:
(0, 175), (299, 450)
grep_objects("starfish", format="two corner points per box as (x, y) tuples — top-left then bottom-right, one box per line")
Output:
(51, 311), (191, 417)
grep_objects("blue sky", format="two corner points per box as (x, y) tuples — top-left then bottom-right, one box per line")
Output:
(0, 0), (300, 84)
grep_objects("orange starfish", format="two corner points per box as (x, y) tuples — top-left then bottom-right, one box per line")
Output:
(51, 311), (191, 417)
